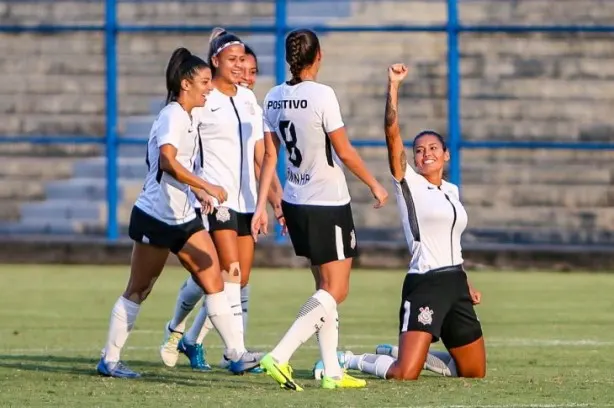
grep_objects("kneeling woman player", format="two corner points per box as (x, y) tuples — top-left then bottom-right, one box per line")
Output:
(341, 63), (486, 380)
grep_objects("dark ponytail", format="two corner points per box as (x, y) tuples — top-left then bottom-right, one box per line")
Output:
(165, 47), (209, 105)
(285, 29), (320, 85)
(207, 27), (244, 76)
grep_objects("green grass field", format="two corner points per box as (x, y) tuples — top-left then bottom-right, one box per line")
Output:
(0, 265), (613, 408)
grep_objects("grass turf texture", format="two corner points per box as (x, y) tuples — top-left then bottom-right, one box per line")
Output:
(0, 265), (613, 407)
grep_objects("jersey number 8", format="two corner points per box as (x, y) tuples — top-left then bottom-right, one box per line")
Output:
(280, 120), (302, 167)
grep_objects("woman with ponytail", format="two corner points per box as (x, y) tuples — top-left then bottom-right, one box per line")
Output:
(97, 47), (257, 378)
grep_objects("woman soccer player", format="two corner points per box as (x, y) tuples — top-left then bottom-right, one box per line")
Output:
(339, 63), (486, 380)
(96, 47), (259, 378)
(160, 31), (282, 371)
(251, 28), (389, 391)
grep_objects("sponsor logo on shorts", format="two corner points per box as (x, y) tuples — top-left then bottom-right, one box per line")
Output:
(216, 207), (231, 223)
(350, 229), (356, 249)
(418, 306), (434, 326)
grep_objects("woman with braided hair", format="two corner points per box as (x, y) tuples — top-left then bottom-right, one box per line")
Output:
(251, 28), (388, 391)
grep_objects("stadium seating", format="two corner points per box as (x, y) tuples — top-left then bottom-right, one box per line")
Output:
(2, 0), (614, 245)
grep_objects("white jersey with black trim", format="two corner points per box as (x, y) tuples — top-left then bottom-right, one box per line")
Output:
(393, 167), (468, 274)
(135, 102), (200, 225)
(263, 81), (351, 206)
(192, 86), (263, 213)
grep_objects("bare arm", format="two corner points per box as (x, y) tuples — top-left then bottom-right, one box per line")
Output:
(328, 127), (379, 190)
(385, 64), (409, 182)
(254, 139), (283, 212)
(254, 132), (281, 213)
(159, 144), (226, 202)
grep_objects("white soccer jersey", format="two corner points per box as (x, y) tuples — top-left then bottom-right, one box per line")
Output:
(135, 102), (200, 225)
(393, 167), (468, 274)
(193, 86), (263, 213)
(263, 81), (351, 206)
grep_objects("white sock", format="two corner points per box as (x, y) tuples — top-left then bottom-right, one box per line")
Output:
(270, 289), (336, 364)
(205, 291), (242, 361)
(316, 308), (341, 378)
(103, 296), (140, 363)
(197, 316), (214, 344)
(348, 353), (394, 379)
(225, 282), (245, 352)
(241, 284), (250, 334)
(183, 301), (208, 346)
(426, 350), (458, 377)
(169, 277), (204, 333)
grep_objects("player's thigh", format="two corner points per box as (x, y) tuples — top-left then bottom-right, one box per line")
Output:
(387, 331), (432, 380)
(448, 336), (486, 378)
(308, 204), (357, 266)
(124, 241), (170, 303)
(281, 201), (310, 258)
(177, 229), (223, 294)
(398, 273), (453, 342)
(441, 290), (485, 377)
(237, 235), (255, 287)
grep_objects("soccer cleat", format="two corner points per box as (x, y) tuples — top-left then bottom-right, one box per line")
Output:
(96, 358), (141, 378)
(160, 322), (183, 367)
(321, 372), (367, 389)
(375, 344), (398, 359)
(259, 353), (303, 391)
(312, 351), (352, 380)
(220, 355), (264, 373)
(227, 350), (264, 375)
(177, 338), (212, 371)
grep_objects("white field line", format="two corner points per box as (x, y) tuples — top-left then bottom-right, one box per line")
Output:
(2, 337), (614, 355)
(403, 405), (614, 408)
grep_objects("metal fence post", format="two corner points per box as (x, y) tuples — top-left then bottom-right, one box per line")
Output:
(105, 0), (119, 240)
(447, 0), (462, 188)
(274, 0), (287, 243)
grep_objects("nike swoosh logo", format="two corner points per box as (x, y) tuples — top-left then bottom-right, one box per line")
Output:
(211, 107), (221, 112)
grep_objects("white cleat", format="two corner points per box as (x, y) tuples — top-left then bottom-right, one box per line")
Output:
(160, 322), (182, 367)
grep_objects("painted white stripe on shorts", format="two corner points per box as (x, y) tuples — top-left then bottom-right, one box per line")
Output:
(335, 225), (345, 260)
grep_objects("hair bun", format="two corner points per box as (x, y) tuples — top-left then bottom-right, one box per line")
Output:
(209, 27), (227, 45)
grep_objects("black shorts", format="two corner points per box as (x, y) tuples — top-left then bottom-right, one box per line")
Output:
(398, 265), (483, 349)
(282, 201), (358, 266)
(206, 206), (253, 237)
(128, 206), (204, 254)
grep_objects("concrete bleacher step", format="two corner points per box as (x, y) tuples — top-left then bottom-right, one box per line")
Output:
(73, 157), (147, 180)
(44, 178), (142, 201)
(461, 185), (614, 208)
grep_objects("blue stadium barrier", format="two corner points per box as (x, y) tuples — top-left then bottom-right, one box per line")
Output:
(1, 0), (614, 241)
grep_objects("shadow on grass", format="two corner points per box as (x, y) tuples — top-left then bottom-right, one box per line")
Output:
(0, 354), (263, 389)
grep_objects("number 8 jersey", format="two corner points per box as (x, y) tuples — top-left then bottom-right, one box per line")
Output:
(263, 81), (351, 206)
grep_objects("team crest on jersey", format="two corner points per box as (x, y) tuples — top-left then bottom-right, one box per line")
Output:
(417, 307), (434, 326)
(350, 229), (356, 249)
(245, 100), (256, 115)
(215, 207), (231, 223)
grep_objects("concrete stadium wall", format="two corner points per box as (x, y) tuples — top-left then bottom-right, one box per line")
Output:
(1, 238), (613, 271)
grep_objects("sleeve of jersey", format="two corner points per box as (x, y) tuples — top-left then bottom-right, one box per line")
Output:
(391, 165), (423, 188)
(157, 107), (186, 149)
(254, 105), (265, 141)
(321, 86), (345, 133)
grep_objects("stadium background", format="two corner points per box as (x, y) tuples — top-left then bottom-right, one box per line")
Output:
(1, 2), (614, 407)
(2, 0), (614, 268)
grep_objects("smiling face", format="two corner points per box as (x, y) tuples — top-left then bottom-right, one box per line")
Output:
(239, 53), (258, 90)
(413, 132), (449, 179)
(181, 66), (213, 109)
(211, 44), (244, 84)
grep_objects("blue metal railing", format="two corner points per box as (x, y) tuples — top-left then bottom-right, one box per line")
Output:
(1, 0), (614, 240)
